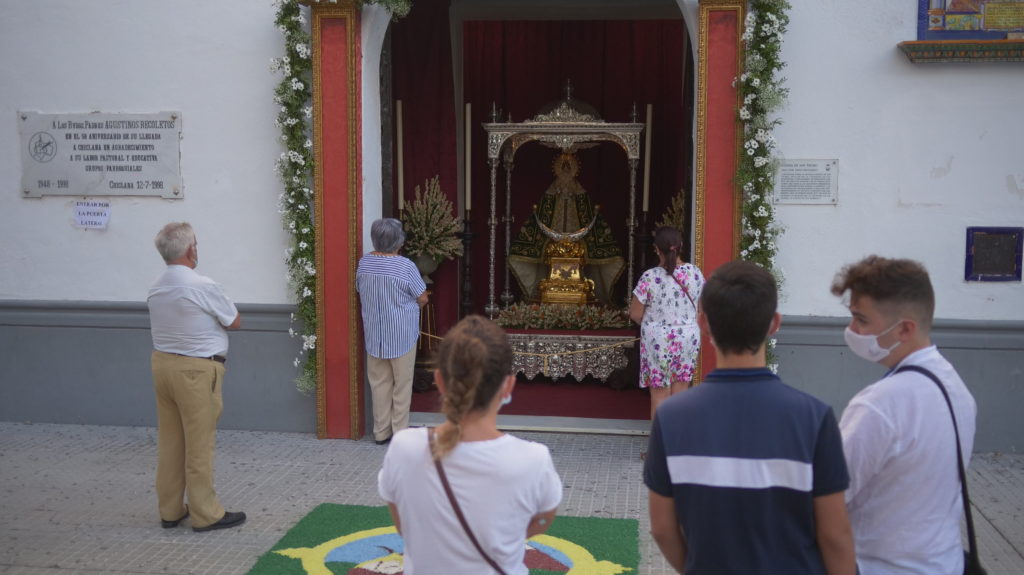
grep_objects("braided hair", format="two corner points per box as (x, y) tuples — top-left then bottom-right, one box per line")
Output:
(431, 315), (513, 460)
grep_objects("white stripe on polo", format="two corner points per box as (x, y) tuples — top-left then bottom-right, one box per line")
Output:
(667, 455), (813, 492)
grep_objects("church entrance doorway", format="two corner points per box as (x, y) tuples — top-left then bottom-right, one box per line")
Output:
(308, 0), (746, 438)
(391, 1), (693, 428)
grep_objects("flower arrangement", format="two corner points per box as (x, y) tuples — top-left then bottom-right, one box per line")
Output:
(495, 303), (630, 331)
(656, 188), (688, 232)
(734, 0), (791, 371)
(401, 176), (464, 261)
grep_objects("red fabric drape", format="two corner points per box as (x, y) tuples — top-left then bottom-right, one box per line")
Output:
(393, 6), (692, 331)
(390, 0), (459, 333)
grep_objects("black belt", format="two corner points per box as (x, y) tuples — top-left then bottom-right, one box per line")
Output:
(166, 352), (227, 364)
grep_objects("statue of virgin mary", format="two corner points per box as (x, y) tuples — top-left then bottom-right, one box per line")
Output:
(508, 152), (625, 305)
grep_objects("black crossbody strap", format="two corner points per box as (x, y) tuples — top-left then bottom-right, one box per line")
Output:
(894, 365), (983, 572)
(428, 428), (508, 575)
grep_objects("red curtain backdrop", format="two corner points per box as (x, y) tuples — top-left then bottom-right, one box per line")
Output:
(392, 5), (692, 331)
(390, 0), (459, 333)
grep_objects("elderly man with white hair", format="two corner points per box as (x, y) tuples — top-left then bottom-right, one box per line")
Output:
(356, 218), (428, 445)
(147, 222), (246, 532)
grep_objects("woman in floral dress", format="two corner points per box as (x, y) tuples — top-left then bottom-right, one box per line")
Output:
(629, 226), (705, 420)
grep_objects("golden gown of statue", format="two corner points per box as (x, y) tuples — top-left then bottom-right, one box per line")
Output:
(509, 153), (625, 305)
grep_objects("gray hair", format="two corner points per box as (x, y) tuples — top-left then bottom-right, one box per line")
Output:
(371, 218), (405, 253)
(154, 222), (195, 263)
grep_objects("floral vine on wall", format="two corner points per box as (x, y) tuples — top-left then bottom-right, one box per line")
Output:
(734, 0), (790, 371)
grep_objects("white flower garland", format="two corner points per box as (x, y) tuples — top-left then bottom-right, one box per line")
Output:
(734, 0), (790, 371)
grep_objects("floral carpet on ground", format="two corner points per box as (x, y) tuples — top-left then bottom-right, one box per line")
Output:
(247, 503), (638, 574)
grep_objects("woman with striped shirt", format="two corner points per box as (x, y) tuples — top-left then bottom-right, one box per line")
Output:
(356, 218), (428, 445)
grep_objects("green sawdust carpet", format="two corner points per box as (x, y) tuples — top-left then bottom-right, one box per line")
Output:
(247, 503), (638, 574)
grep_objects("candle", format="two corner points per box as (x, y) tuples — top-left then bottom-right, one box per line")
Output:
(642, 104), (653, 213)
(396, 99), (404, 212)
(465, 102), (472, 212)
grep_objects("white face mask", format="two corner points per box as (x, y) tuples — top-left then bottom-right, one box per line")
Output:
(843, 321), (902, 363)
(500, 393), (513, 407)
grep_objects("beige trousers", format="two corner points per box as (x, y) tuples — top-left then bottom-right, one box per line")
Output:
(366, 346), (417, 442)
(151, 351), (226, 528)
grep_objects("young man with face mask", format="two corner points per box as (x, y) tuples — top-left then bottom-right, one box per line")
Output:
(831, 256), (977, 575)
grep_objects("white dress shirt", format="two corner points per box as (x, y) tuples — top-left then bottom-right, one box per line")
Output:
(841, 346), (977, 575)
(148, 265), (238, 358)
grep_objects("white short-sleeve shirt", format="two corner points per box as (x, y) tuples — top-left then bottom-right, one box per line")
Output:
(378, 428), (563, 575)
(147, 265), (238, 357)
(841, 346), (977, 575)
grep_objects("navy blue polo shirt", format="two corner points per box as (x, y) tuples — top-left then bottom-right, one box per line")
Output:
(644, 368), (849, 574)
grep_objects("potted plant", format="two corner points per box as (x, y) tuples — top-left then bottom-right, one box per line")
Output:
(401, 175), (463, 282)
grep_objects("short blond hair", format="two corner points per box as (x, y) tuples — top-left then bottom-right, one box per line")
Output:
(154, 222), (195, 263)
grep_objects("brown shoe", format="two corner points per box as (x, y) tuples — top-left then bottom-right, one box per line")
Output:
(193, 511), (246, 532)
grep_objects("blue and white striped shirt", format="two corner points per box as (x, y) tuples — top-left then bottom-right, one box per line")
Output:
(356, 253), (426, 359)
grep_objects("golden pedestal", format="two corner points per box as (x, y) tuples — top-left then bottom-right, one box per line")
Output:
(538, 239), (595, 304)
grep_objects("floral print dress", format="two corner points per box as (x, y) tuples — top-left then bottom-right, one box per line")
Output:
(633, 263), (705, 389)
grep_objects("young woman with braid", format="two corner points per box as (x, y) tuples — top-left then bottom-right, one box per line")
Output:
(377, 315), (562, 574)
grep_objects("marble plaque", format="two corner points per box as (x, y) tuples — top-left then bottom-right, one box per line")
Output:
(773, 159), (838, 205)
(19, 111), (182, 198)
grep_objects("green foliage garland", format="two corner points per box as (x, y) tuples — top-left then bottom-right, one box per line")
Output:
(273, 1), (317, 393)
(735, 0), (790, 371)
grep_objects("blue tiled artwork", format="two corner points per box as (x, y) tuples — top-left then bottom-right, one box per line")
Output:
(918, 0), (1024, 40)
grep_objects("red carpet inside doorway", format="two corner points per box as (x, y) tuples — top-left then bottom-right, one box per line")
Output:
(411, 376), (651, 420)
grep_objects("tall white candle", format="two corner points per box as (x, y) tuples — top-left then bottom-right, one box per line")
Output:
(642, 104), (653, 213)
(465, 102), (472, 212)
(396, 99), (404, 211)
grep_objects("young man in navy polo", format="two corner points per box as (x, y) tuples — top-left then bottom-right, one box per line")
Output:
(644, 261), (855, 574)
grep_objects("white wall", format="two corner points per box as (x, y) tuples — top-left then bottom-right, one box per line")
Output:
(773, 0), (1024, 320)
(3, 1), (1021, 320)
(0, 1), (292, 304)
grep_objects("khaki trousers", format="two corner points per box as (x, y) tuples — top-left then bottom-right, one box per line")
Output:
(151, 351), (225, 528)
(366, 346), (416, 442)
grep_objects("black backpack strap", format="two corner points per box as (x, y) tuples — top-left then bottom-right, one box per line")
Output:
(894, 365), (984, 573)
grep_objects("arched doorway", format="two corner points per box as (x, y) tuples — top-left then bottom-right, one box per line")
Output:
(307, 0), (744, 439)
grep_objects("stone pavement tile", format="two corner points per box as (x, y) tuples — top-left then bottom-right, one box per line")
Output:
(2, 422), (1021, 575)
(968, 452), (1024, 575)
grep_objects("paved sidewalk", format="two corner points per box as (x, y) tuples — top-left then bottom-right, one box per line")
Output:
(0, 422), (1021, 574)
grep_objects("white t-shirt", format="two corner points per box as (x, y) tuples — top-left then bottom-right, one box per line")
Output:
(147, 265), (239, 357)
(840, 346), (977, 575)
(378, 427), (563, 575)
